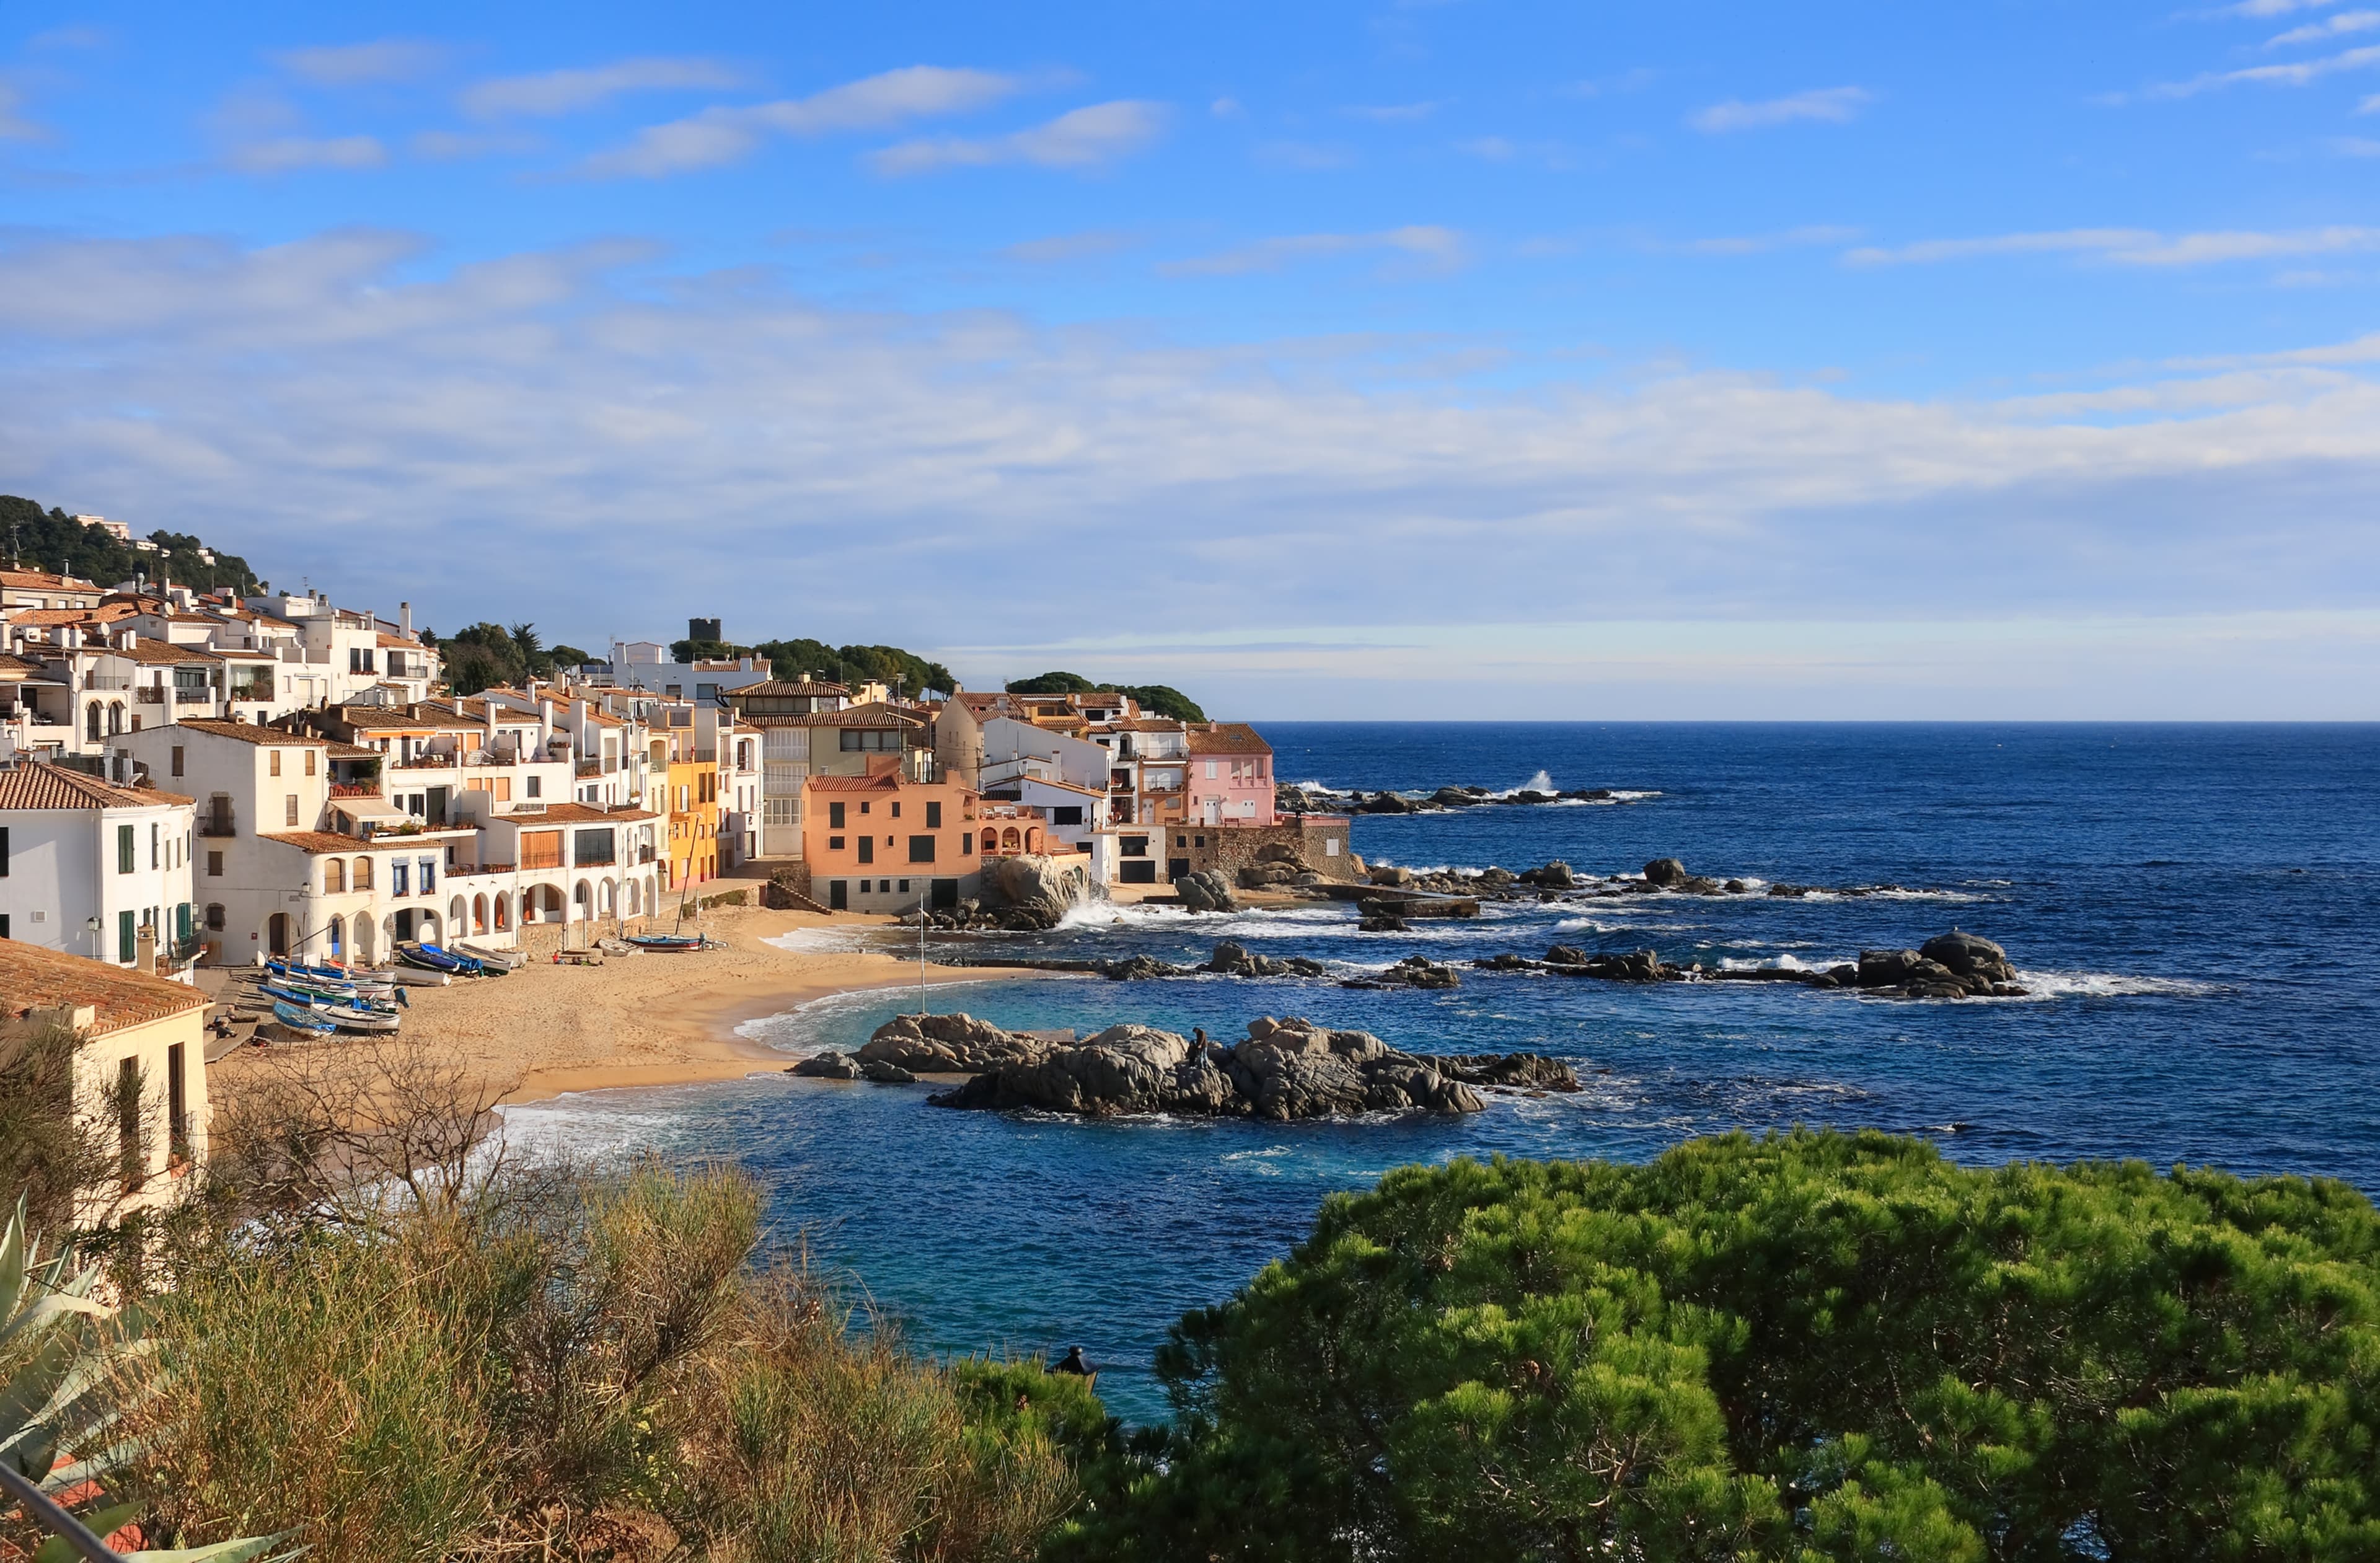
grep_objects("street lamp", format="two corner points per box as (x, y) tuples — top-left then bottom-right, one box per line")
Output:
(84, 915), (102, 961)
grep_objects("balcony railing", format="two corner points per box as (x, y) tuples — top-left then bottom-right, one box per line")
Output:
(200, 816), (236, 837)
(173, 687), (213, 705)
(575, 760), (601, 777)
(135, 686), (166, 703)
(328, 782), (382, 798)
(82, 675), (133, 690)
(390, 754), (458, 769)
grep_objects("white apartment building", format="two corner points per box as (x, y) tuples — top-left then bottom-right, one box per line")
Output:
(0, 760), (198, 980)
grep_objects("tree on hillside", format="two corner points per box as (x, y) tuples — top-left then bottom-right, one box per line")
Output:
(0, 493), (258, 594)
(1056, 1130), (2380, 1561)
(1005, 671), (1208, 722)
(670, 635), (957, 700)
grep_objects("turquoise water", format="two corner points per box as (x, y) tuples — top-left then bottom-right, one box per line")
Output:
(501, 723), (2380, 1422)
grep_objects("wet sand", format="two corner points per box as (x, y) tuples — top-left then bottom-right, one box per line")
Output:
(206, 904), (1045, 1106)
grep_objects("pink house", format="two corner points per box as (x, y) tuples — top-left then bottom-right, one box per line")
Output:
(1186, 723), (1276, 828)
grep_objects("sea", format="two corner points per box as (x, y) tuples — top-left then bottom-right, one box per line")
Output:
(500, 723), (2380, 1423)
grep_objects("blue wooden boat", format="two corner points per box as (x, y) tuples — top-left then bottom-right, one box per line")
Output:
(397, 941), (485, 977)
(624, 934), (715, 953)
(271, 999), (339, 1036)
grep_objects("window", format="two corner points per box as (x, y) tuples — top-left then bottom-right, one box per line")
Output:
(521, 833), (562, 870)
(392, 860), (409, 896)
(908, 835), (936, 864)
(118, 823), (135, 874)
(925, 800), (942, 829)
(353, 856), (374, 889)
(891, 801), (901, 819)
(324, 860), (345, 894)
(1195, 835), (1207, 848)
(205, 902), (225, 930)
(526, 775), (542, 799)
(1122, 835), (1148, 858)
(828, 835), (845, 850)
(206, 850), (223, 877)
(0, 827), (7, 878)
(1205, 760), (1218, 779)
(859, 801), (871, 814)
(829, 801), (846, 829)
(963, 831), (973, 854)
(270, 750), (282, 777)
(285, 795), (299, 827)
(839, 729), (899, 752)
(305, 749), (317, 777)
(857, 835), (873, 865)
(167, 1043), (188, 1162)
(170, 744), (185, 778)
(419, 857), (436, 894)
(118, 909), (135, 962)
(1175, 835), (1186, 848)
(1052, 805), (1083, 827)
(573, 829), (616, 866)
(118, 1057), (142, 1189)
(858, 879), (871, 893)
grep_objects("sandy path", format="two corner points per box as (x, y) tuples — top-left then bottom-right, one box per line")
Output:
(206, 904), (1044, 1106)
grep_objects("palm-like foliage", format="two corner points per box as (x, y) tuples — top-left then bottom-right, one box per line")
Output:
(0, 1198), (291, 1562)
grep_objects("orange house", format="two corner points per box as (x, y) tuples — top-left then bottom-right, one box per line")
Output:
(801, 757), (982, 915)
(661, 745), (721, 892)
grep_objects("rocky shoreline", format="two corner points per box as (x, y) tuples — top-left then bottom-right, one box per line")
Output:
(788, 1011), (1580, 1121)
(1276, 783), (1657, 815)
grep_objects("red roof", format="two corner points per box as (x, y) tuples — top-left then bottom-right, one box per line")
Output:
(0, 942), (208, 1038)
(0, 762), (192, 811)
(1186, 723), (1272, 755)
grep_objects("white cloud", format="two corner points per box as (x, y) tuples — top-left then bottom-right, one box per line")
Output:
(2268, 8), (2380, 43)
(410, 129), (542, 161)
(2361, 90), (2380, 108)
(227, 135), (389, 172)
(0, 84), (44, 142)
(2151, 42), (2380, 94)
(2, 231), (2376, 716)
(870, 100), (1165, 176)
(584, 66), (1026, 177)
(2208, 0), (2339, 15)
(1683, 225), (1861, 256)
(1344, 100), (1446, 121)
(1845, 225), (2380, 266)
(2340, 134), (2380, 153)
(273, 39), (449, 86)
(1690, 86), (1871, 133)
(1003, 230), (1139, 263)
(461, 56), (744, 118)
(1209, 97), (1243, 118)
(1158, 226), (1465, 276)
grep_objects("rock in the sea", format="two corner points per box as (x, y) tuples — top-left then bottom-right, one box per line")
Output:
(1517, 860), (1576, 889)
(860, 1012), (1056, 1072)
(790, 1051), (862, 1080)
(1356, 790), (1420, 815)
(1920, 930), (2017, 984)
(862, 1058), (918, 1084)
(980, 853), (1093, 922)
(930, 1014), (1557, 1121)
(1542, 947), (1671, 984)
(1471, 953), (1536, 972)
(1358, 911), (1409, 933)
(1096, 954), (1193, 981)
(1642, 857), (1689, 887)
(1176, 869), (1240, 913)
(1342, 954), (1461, 990)
(1853, 934), (2026, 998)
(1368, 864), (1414, 887)
(1204, 941), (1328, 978)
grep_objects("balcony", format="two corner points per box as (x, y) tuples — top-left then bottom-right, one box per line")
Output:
(390, 754), (459, 769)
(200, 814), (236, 838)
(136, 686), (166, 704)
(328, 783), (382, 799)
(173, 687), (213, 705)
(575, 759), (601, 778)
(82, 675), (132, 691)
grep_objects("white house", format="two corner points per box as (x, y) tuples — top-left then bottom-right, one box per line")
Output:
(0, 760), (198, 980)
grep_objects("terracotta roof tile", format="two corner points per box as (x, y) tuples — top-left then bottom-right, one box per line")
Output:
(497, 803), (658, 824)
(104, 640), (223, 666)
(1186, 723), (1272, 755)
(172, 718), (328, 747)
(259, 830), (377, 855)
(0, 942), (208, 1038)
(0, 762), (192, 811)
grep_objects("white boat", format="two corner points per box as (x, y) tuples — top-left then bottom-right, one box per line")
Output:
(455, 941), (526, 971)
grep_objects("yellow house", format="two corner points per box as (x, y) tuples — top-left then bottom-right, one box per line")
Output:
(0, 939), (211, 1228)
(655, 728), (721, 895)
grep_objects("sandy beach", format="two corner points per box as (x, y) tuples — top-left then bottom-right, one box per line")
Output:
(207, 904), (1047, 1107)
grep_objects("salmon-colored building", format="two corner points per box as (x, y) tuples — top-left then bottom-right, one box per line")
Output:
(801, 755), (984, 914)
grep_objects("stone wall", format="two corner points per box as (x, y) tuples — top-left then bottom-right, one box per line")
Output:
(1173, 815), (1358, 882)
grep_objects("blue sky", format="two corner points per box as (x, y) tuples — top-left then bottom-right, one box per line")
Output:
(4, 1), (2378, 718)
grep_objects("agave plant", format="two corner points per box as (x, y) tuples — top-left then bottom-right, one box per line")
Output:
(0, 1197), (293, 1562)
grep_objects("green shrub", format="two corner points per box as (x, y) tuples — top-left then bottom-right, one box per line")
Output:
(1060, 1130), (2380, 1561)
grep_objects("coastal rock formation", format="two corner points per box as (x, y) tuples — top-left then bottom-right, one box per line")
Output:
(980, 854), (1095, 927)
(1205, 940), (1328, 978)
(1642, 857), (1688, 887)
(928, 1015), (1579, 1121)
(1176, 870), (1240, 913)
(1342, 954), (1463, 990)
(1237, 843), (1315, 889)
(790, 1051), (862, 1080)
(1517, 860), (1576, 889)
(1279, 783), (1646, 816)
(1095, 954), (1194, 981)
(857, 1012), (1056, 1073)
(1359, 910), (1410, 933)
(1464, 930), (2026, 1000)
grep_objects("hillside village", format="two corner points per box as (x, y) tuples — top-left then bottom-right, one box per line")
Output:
(1, 517), (1354, 993)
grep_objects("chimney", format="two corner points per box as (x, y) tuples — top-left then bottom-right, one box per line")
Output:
(539, 699), (555, 751)
(399, 602), (412, 638)
(136, 923), (157, 974)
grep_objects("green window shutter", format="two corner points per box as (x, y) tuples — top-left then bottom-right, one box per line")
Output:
(118, 909), (136, 962)
(118, 822), (135, 873)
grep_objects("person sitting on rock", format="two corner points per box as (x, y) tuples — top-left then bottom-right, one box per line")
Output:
(1054, 1345), (1094, 1379)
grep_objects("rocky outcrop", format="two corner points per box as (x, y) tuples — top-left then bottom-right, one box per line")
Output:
(1238, 843), (1316, 889)
(930, 1015), (1578, 1121)
(857, 1012), (1058, 1073)
(1517, 860), (1576, 889)
(1642, 857), (1688, 887)
(1341, 955), (1462, 991)
(790, 1051), (862, 1080)
(1204, 941), (1328, 978)
(980, 854), (1094, 924)
(1465, 930), (2026, 1000)
(1277, 784), (1650, 816)
(1175, 870), (1240, 913)
(1095, 954), (1194, 981)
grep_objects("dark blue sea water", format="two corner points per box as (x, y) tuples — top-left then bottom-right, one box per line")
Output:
(504, 724), (2380, 1422)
